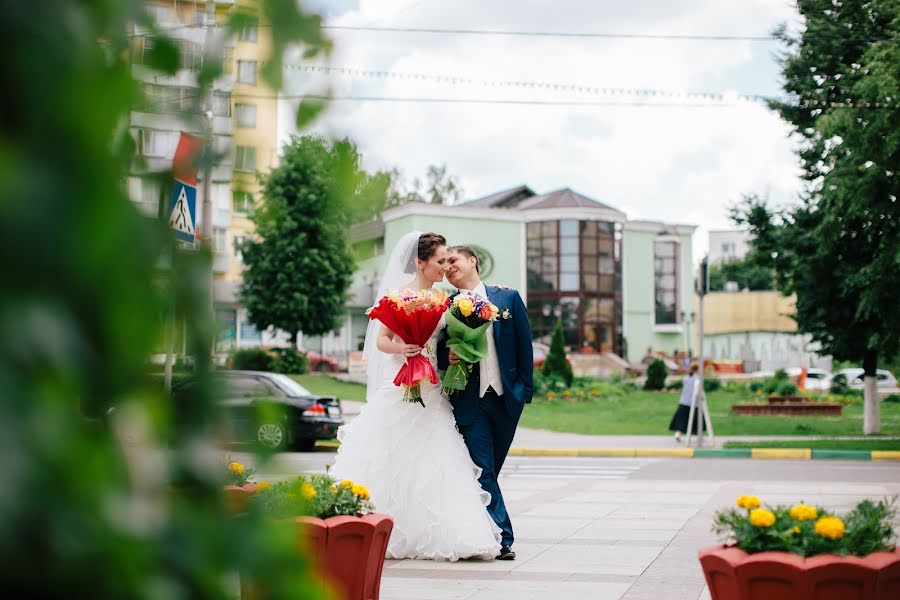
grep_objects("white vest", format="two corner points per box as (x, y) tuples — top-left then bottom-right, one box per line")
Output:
(467, 283), (504, 398)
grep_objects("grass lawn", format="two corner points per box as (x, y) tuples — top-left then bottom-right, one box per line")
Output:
(291, 373), (366, 402)
(723, 439), (900, 451)
(519, 390), (900, 437)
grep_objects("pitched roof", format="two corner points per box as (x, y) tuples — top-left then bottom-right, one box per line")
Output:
(518, 188), (622, 213)
(463, 185), (537, 208)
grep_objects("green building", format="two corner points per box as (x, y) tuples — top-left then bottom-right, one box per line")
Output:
(348, 186), (696, 364)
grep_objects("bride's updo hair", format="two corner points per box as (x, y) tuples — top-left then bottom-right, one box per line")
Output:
(405, 232), (446, 273)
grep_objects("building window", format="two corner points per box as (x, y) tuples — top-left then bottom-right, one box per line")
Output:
(240, 319), (262, 343)
(526, 219), (622, 353)
(233, 190), (254, 214)
(213, 227), (228, 254)
(239, 18), (259, 42)
(180, 41), (203, 71)
(140, 129), (179, 157)
(145, 3), (171, 25)
(234, 146), (257, 172)
(212, 91), (231, 117)
(237, 60), (257, 84)
(653, 239), (680, 324)
(233, 235), (246, 261)
(235, 103), (257, 128)
(140, 84), (197, 113)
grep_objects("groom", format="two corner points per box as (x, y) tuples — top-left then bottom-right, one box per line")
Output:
(438, 245), (533, 560)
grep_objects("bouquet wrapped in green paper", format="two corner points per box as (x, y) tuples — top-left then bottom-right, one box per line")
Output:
(442, 291), (500, 393)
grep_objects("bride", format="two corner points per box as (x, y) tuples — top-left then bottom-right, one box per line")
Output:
(330, 231), (501, 561)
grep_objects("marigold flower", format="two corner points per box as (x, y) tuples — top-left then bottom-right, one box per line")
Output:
(815, 516), (845, 540)
(789, 504), (818, 521)
(736, 495), (761, 510)
(791, 526), (801, 534)
(340, 480), (353, 489)
(300, 482), (316, 500)
(255, 482), (271, 493)
(351, 484), (370, 500)
(750, 509), (776, 528)
(227, 462), (245, 475)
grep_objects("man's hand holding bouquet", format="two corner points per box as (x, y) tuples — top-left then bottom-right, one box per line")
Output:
(441, 291), (502, 393)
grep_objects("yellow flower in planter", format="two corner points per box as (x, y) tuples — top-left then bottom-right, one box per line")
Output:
(750, 509), (776, 528)
(300, 482), (317, 500)
(255, 482), (271, 493)
(562, 390), (571, 398)
(789, 504), (818, 521)
(815, 516), (845, 540)
(351, 484), (370, 500)
(591, 389), (600, 396)
(340, 480), (353, 489)
(736, 495), (761, 510)
(791, 526), (801, 534)
(228, 462), (245, 475)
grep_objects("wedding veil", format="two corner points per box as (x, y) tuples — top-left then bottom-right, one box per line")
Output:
(361, 230), (423, 399)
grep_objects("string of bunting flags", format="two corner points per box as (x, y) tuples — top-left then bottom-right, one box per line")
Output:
(282, 62), (895, 109)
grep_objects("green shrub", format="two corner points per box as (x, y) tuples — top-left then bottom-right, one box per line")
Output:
(704, 377), (722, 392)
(542, 319), (573, 386)
(777, 381), (799, 396)
(830, 373), (850, 395)
(749, 381), (765, 393)
(723, 380), (747, 393)
(644, 358), (667, 390)
(534, 371), (570, 397)
(270, 347), (309, 374)
(883, 394), (900, 404)
(773, 368), (789, 381)
(667, 379), (684, 390)
(231, 347), (274, 371)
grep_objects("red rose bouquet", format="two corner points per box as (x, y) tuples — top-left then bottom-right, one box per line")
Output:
(366, 288), (451, 406)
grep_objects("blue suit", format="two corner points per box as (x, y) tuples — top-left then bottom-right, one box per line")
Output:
(437, 285), (533, 548)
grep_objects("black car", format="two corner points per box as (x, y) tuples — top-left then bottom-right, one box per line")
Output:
(172, 370), (344, 451)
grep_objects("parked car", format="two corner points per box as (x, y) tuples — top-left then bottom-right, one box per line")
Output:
(800, 368), (833, 391)
(305, 350), (339, 373)
(172, 370), (343, 451)
(834, 368), (898, 390)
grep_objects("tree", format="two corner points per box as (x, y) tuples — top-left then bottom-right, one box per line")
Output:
(708, 254), (775, 291)
(542, 319), (573, 386)
(241, 136), (360, 342)
(734, 0), (899, 434)
(644, 359), (668, 391)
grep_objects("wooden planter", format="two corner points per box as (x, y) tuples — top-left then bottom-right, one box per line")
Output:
(699, 545), (900, 600)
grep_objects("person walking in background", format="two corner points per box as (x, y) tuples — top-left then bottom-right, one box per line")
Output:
(669, 363), (701, 442)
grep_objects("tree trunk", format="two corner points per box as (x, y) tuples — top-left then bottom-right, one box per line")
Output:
(863, 350), (880, 435)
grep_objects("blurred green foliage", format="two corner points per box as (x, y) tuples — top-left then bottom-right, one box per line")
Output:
(0, 1), (331, 597)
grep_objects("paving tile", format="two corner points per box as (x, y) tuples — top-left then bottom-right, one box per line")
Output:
(514, 516), (594, 542)
(569, 522), (679, 542)
(520, 502), (620, 519)
(516, 544), (662, 576)
(465, 579), (631, 600)
(380, 577), (481, 600)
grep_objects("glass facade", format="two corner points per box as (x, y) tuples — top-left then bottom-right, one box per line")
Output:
(653, 239), (679, 324)
(526, 219), (622, 353)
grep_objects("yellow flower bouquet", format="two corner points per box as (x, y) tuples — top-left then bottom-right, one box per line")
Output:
(713, 495), (896, 557)
(251, 473), (374, 520)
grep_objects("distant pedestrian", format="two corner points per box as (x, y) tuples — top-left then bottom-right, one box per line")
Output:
(669, 364), (702, 442)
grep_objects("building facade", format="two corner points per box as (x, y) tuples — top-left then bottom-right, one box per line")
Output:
(708, 229), (752, 264)
(349, 187), (697, 364)
(129, 1), (290, 352)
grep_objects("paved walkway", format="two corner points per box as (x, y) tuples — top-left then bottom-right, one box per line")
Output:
(377, 459), (900, 600)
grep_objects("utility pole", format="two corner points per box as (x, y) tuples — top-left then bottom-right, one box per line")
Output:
(201, 1), (216, 365)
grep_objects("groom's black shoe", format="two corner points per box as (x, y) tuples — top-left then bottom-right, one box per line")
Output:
(496, 545), (516, 560)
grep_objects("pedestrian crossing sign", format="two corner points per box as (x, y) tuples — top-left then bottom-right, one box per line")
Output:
(168, 180), (197, 244)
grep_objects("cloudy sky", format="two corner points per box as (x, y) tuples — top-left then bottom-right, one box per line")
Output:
(287, 0), (806, 260)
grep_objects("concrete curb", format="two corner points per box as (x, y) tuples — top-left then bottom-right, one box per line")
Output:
(314, 441), (900, 460)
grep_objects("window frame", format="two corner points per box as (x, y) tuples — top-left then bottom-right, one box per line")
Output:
(237, 60), (257, 85)
(234, 146), (257, 173)
(235, 103), (257, 128)
(653, 238), (680, 326)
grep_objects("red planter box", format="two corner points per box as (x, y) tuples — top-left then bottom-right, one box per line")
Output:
(699, 545), (900, 600)
(297, 514), (394, 600)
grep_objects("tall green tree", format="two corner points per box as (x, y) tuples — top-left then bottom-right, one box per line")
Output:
(240, 136), (361, 342)
(708, 253), (775, 292)
(543, 319), (574, 386)
(734, 0), (899, 433)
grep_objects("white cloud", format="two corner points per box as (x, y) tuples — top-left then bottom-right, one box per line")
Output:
(286, 0), (805, 262)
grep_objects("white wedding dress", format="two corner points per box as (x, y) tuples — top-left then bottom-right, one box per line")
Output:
(330, 314), (502, 561)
